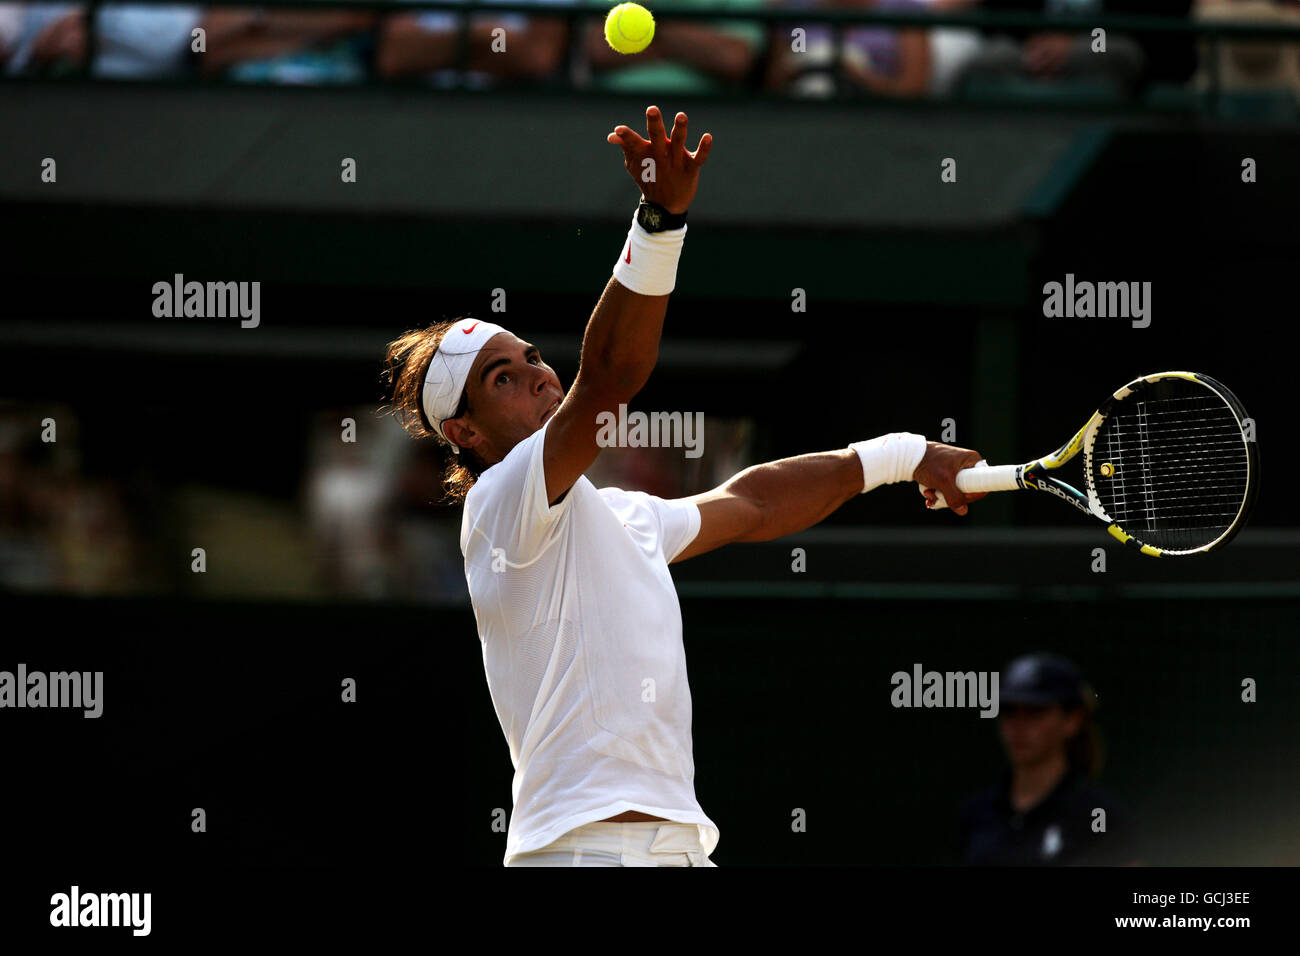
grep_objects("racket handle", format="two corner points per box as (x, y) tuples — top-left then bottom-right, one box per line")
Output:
(924, 462), (1021, 511)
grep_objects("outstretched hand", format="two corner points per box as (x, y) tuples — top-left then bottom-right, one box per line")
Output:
(607, 105), (712, 215)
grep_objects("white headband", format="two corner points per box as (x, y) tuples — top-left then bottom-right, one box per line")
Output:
(421, 319), (508, 454)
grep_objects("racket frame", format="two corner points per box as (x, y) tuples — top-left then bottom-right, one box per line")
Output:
(978, 371), (1258, 557)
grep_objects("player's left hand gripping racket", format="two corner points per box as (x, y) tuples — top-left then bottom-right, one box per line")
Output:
(926, 371), (1259, 556)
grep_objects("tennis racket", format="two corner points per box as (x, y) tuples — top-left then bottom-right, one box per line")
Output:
(926, 371), (1259, 556)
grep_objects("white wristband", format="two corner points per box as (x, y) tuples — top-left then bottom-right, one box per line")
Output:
(849, 433), (927, 494)
(611, 208), (686, 296)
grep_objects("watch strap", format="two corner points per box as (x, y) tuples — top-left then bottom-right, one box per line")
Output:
(636, 199), (688, 233)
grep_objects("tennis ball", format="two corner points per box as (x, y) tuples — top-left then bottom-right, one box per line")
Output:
(605, 3), (655, 55)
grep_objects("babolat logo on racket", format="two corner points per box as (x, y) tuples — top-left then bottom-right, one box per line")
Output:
(923, 371), (1259, 557)
(1036, 481), (1075, 504)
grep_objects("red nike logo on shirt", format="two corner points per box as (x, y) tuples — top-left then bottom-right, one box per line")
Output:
(625, 242), (631, 264)
(462, 322), (480, 334)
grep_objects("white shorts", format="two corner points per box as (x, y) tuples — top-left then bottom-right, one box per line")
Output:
(507, 821), (717, 867)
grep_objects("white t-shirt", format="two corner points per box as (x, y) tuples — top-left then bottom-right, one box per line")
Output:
(460, 417), (719, 865)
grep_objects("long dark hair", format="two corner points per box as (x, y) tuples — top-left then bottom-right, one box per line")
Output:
(1066, 688), (1105, 778)
(380, 319), (487, 505)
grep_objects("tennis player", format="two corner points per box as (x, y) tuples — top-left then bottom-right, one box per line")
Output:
(383, 105), (987, 866)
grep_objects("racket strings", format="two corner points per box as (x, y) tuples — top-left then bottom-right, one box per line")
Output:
(1092, 387), (1250, 550)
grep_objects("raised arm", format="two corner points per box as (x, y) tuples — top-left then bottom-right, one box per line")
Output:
(542, 105), (712, 506)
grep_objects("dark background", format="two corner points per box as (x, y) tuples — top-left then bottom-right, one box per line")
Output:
(1, 73), (1297, 872)
(6, 593), (1298, 869)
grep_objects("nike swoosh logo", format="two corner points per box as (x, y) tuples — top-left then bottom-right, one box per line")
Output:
(462, 322), (480, 334)
(625, 242), (631, 264)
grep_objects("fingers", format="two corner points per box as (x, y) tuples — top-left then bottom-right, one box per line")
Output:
(923, 485), (951, 510)
(935, 452), (987, 514)
(612, 108), (712, 163)
(938, 485), (971, 515)
(607, 125), (648, 148)
(919, 486), (985, 512)
(691, 132), (713, 166)
(645, 105), (669, 144)
(669, 111), (687, 153)
(945, 491), (971, 514)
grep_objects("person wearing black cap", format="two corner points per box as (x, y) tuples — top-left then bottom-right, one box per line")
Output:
(959, 652), (1140, 865)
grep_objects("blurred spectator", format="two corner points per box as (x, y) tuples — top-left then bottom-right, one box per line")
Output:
(765, 0), (932, 97)
(0, 3), (77, 75)
(581, 0), (766, 93)
(302, 408), (480, 602)
(51, 479), (137, 594)
(0, 4), (25, 64)
(948, 0), (1139, 94)
(1195, 0), (1300, 97)
(197, 3), (378, 84)
(0, 409), (139, 594)
(1, 3), (200, 77)
(377, 0), (570, 87)
(0, 415), (58, 590)
(387, 440), (467, 601)
(306, 432), (393, 598)
(916, 0), (986, 94)
(949, 0), (1198, 94)
(959, 653), (1141, 865)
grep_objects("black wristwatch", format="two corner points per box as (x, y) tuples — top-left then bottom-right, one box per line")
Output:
(636, 199), (688, 233)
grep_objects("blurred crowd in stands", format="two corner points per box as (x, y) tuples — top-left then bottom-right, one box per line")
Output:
(0, 0), (1297, 101)
(0, 408), (142, 594)
(0, 402), (753, 601)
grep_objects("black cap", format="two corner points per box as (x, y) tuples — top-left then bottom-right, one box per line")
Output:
(1000, 653), (1092, 708)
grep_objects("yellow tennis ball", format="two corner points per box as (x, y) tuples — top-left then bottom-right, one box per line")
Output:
(1100, 462), (1114, 477)
(605, 3), (655, 55)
